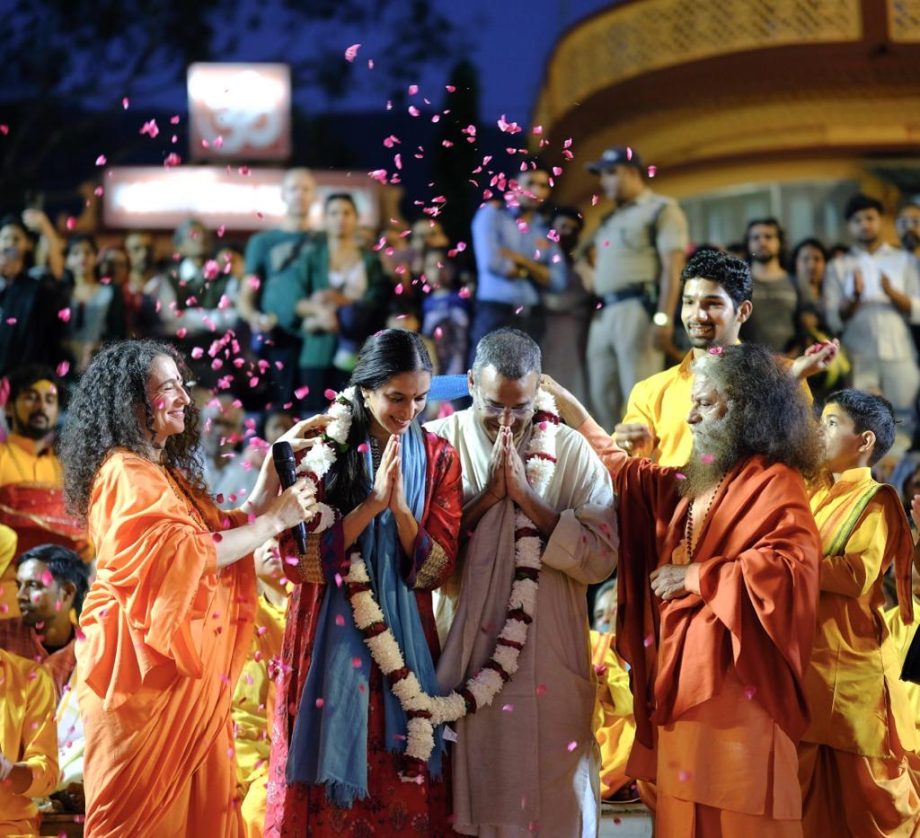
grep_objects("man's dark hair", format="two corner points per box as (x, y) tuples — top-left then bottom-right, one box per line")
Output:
(15, 543), (90, 615)
(550, 205), (584, 230)
(471, 328), (541, 380)
(680, 249), (753, 308)
(826, 389), (897, 466)
(844, 193), (884, 221)
(791, 238), (828, 265)
(324, 192), (358, 212)
(745, 217), (785, 245)
(65, 233), (99, 258)
(6, 364), (64, 408)
(898, 200), (920, 215)
(694, 343), (822, 477)
(0, 214), (29, 237)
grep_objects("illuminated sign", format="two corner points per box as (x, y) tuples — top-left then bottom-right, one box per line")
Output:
(188, 63), (292, 161)
(103, 167), (381, 231)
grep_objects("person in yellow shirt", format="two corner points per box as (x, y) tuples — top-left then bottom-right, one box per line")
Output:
(0, 524), (17, 619)
(0, 367), (86, 561)
(800, 389), (919, 837)
(884, 563), (920, 742)
(614, 249), (835, 466)
(0, 646), (59, 838)
(233, 537), (288, 838)
(590, 579), (637, 802)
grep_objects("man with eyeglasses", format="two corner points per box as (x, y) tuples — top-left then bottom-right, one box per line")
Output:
(426, 327), (617, 837)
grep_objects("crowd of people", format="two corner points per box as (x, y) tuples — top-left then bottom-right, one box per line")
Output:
(0, 147), (919, 838)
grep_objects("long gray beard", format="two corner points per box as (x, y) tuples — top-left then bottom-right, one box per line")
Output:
(679, 411), (744, 498)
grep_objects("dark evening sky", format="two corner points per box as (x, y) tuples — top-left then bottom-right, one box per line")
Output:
(131, 0), (615, 126)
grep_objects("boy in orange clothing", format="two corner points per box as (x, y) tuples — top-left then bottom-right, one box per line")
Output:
(801, 390), (919, 837)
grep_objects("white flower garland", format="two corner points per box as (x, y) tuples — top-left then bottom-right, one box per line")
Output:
(346, 389), (558, 774)
(296, 386), (560, 776)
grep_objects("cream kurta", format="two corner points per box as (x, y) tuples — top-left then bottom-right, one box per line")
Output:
(427, 407), (618, 837)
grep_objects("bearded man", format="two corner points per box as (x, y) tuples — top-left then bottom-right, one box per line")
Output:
(0, 366), (87, 615)
(427, 327), (617, 837)
(546, 342), (823, 837)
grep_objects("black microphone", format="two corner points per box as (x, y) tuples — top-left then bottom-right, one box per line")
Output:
(272, 441), (308, 555)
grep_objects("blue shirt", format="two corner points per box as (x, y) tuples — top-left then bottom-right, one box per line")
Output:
(471, 203), (566, 306)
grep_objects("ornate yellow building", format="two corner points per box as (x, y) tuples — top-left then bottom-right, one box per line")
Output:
(534, 0), (920, 244)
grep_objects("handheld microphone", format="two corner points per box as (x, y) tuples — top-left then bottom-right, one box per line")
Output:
(271, 441), (308, 555)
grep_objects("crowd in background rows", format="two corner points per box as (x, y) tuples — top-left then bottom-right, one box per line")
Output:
(2, 160), (920, 502)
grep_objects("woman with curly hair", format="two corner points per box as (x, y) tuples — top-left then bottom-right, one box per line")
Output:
(265, 329), (463, 837)
(59, 339), (320, 838)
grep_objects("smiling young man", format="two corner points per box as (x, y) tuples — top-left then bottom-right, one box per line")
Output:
(0, 366), (87, 567)
(613, 249), (752, 465)
(547, 343), (823, 837)
(615, 249), (834, 466)
(426, 327), (617, 837)
(800, 390), (919, 836)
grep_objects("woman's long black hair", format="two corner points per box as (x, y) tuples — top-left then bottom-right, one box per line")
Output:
(324, 329), (433, 514)
(60, 340), (205, 517)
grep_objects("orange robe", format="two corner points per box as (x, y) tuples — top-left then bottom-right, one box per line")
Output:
(579, 417), (821, 836)
(591, 629), (636, 798)
(76, 451), (256, 838)
(799, 470), (919, 837)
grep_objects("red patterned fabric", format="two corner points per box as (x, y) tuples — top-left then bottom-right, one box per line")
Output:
(265, 431), (462, 837)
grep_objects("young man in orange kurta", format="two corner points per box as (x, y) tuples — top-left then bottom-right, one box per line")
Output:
(547, 342), (823, 837)
(800, 390), (919, 836)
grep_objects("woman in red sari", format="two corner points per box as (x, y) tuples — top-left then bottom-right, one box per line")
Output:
(266, 329), (463, 837)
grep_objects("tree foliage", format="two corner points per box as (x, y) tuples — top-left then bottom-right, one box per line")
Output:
(0, 0), (464, 203)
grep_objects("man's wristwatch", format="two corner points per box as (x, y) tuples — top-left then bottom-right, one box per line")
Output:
(652, 312), (671, 327)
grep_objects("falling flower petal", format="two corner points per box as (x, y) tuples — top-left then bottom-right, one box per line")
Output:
(344, 44), (361, 62)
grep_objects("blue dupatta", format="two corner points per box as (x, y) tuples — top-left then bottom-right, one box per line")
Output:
(286, 422), (444, 805)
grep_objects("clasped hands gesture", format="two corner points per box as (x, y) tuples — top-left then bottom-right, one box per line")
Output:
(368, 435), (411, 517)
(484, 425), (531, 506)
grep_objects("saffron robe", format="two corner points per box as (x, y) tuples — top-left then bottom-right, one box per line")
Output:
(265, 431), (461, 837)
(578, 417), (821, 833)
(799, 469), (919, 837)
(429, 408), (618, 837)
(76, 451), (256, 838)
(0, 647), (59, 838)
